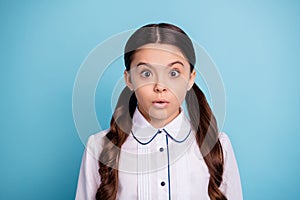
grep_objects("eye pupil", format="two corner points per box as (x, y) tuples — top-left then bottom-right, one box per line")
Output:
(141, 70), (151, 78)
(170, 70), (179, 77)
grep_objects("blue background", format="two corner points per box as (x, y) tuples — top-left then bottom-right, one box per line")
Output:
(1, 0), (299, 199)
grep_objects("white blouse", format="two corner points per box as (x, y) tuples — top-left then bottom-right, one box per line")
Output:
(75, 109), (243, 200)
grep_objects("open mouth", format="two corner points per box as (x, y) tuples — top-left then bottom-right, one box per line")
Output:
(152, 100), (169, 108)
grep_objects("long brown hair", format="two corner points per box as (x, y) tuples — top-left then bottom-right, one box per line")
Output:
(96, 23), (227, 200)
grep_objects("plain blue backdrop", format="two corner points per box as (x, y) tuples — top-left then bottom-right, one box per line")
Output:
(1, 0), (300, 199)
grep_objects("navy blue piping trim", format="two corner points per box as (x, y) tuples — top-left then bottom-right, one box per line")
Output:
(131, 129), (162, 145)
(162, 128), (191, 143)
(166, 135), (171, 200)
(131, 129), (191, 145)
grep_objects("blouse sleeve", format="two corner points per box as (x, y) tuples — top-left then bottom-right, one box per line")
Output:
(75, 131), (107, 200)
(219, 132), (243, 200)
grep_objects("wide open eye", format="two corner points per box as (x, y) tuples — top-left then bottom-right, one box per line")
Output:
(141, 70), (152, 78)
(169, 69), (180, 78)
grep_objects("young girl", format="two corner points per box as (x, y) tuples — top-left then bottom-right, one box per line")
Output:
(76, 23), (243, 200)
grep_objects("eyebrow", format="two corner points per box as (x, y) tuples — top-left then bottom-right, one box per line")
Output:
(136, 61), (184, 68)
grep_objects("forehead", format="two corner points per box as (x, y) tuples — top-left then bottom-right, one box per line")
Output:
(131, 43), (187, 66)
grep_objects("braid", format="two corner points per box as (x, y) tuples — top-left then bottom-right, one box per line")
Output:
(186, 84), (227, 200)
(96, 87), (137, 200)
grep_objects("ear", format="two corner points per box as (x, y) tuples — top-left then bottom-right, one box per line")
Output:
(187, 69), (196, 91)
(124, 70), (134, 91)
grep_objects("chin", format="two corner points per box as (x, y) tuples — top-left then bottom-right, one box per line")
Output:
(149, 113), (169, 121)
(149, 109), (178, 121)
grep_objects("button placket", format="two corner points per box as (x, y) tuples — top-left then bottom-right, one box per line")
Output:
(155, 131), (169, 199)
(156, 130), (166, 154)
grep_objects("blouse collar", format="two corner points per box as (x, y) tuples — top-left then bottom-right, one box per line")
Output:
(131, 108), (192, 145)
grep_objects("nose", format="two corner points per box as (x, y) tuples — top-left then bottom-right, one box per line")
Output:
(154, 83), (167, 93)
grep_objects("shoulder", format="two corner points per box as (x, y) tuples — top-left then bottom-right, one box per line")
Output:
(85, 129), (110, 159)
(218, 132), (231, 147)
(218, 132), (235, 160)
(86, 129), (110, 146)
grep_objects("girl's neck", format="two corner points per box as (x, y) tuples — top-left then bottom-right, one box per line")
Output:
(137, 106), (181, 129)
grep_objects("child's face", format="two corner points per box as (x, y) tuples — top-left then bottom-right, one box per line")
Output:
(125, 43), (196, 128)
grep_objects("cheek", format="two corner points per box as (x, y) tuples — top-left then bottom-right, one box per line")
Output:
(169, 88), (187, 104)
(167, 81), (189, 102)
(134, 85), (153, 102)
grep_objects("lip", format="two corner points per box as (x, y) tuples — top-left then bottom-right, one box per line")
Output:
(152, 99), (169, 108)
